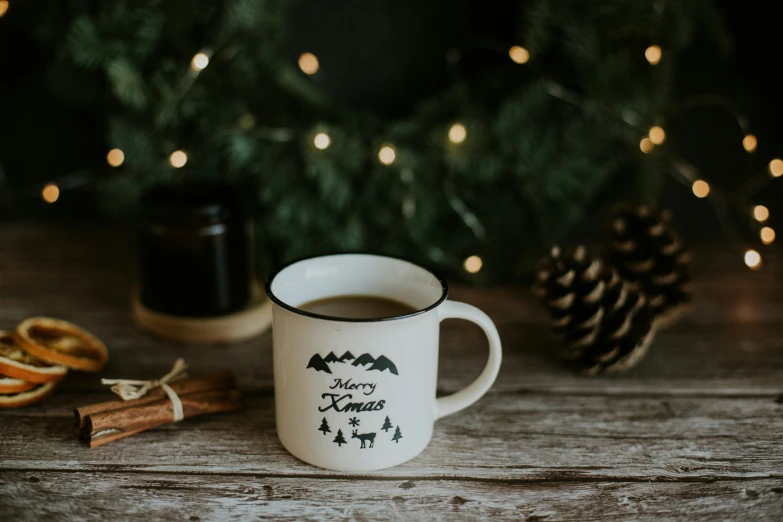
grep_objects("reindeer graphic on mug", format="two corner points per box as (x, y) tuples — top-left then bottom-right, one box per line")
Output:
(351, 429), (376, 448)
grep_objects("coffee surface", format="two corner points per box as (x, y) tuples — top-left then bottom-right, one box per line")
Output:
(298, 295), (416, 319)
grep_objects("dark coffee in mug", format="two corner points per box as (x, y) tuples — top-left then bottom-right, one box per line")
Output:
(299, 295), (416, 319)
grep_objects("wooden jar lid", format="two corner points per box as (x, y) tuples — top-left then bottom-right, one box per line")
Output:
(132, 283), (272, 344)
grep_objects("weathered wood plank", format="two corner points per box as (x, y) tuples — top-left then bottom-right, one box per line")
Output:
(2, 392), (782, 480)
(1, 470), (781, 521)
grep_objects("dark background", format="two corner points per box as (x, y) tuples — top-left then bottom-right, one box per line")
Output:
(0, 1), (781, 245)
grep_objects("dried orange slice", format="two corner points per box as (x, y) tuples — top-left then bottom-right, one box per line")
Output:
(0, 330), (68, 384)
(0, 376), (36, 394)
(0, 382), (58, 409)
(15, 318), (108, 373)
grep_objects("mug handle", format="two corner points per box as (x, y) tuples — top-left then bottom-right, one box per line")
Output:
(435, 300), (502, 420)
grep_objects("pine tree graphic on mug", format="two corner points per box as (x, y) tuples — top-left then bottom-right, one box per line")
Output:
(333, 429), (347, 447)
(318, 417), (330, 435)
(381, 416), (393, 432)
(392, 426), (403, 443)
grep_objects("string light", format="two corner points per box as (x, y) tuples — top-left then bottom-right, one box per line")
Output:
(41, 183), (59, 203)
(753, 205), (769, 222)
(645, 45), (662, 65)
(169, 150), (188, 168)
(6, 21), (772, 279)
(760, 227), (775, 245)
(744, 249), (761, 270)
(508, 46), (530, 64)
(378, 145), (396, 165)
(692, 180), (710, 198)
(448, 123), (467, 144)
(648, 126), (666, 145)
(106, 148), (125, 167)
(298, 52), (319, 75)
(639, 137), (654, 153)
(742, 134), (757, 152)
(190, 52), (209, 71)
(769, 159), (783, 177)
(0, 1), (8, 17)
(463, 255), (483, 273)
(313, 132), (331, 150)
(620, 91), (777, 276)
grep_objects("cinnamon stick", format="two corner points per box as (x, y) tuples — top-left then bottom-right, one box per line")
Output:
(74, 369), (236, 436)
(84, 388), (243, 448)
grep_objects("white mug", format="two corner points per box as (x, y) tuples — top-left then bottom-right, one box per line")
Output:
(265, 254), (502, 471)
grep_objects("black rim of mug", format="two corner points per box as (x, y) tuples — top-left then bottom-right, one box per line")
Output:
(265, 253), (449, 323)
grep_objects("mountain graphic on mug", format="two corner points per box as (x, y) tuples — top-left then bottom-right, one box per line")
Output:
(323, 352), (341, 363)
(306, 351), (398, 375)
(338, 351), (355, 362)
(351, 353), (375, 367)
(306, 354), (333, 373)
(360, 355), (399, 375)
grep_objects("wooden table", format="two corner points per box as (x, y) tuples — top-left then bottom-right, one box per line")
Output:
(1, 225), (781, 521)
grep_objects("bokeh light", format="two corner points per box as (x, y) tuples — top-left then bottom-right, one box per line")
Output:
(313, 132), (331, 150)
(169, 150), (188, 168)
(742, 134), (757, 152)
(106, 148), (125, 167)
(753, 205), (769, 222)
(509, 46), (530, 64)
(298, 52), (319, 75)
(769, 159), (783, 177)
(378, 145), (396, 165)
(692, 180), (710, 198)
(744, 249), (761, 270)
(645, 45), (662, 65)
(760, 227), (775, 245)
(464, 255), (483, 274)
(42, 183), (59, 203)
(648, 126), (665, 145)
(448, 123), (467, 144)
(191, 52), (209, 71)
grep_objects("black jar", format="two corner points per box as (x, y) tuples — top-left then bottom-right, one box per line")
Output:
(139, 182), (252, 317)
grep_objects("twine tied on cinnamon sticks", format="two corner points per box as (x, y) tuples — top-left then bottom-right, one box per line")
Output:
(102, 358), (188, 422)
(74, 362), (243, 448)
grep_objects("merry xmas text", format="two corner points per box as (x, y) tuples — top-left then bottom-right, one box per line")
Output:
(317, 378), (385, 413)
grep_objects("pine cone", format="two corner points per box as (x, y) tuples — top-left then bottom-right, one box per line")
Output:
(532, 246), (657, 375)
(604, 205), (691, 327)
